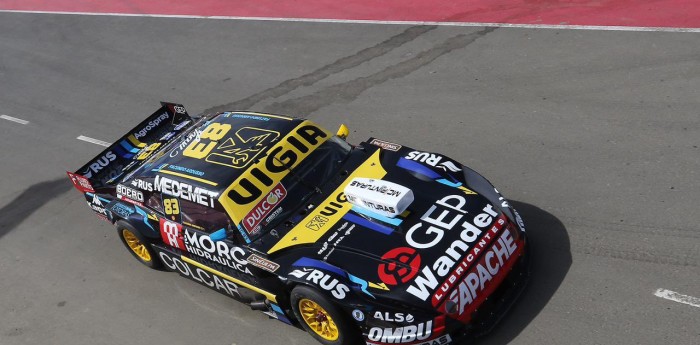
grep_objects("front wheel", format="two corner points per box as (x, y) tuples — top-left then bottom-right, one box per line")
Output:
(116, 220), (161, 269)
(290, 285), (361, 345)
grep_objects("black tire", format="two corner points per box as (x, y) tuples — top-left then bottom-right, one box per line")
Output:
(116, 220), (162, 270)
(290, 285), (361, 345)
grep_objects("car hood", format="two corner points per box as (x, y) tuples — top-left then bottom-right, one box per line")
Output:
(274, 141), (526, 322)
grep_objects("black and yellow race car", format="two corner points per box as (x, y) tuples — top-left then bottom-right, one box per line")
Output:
(68, 102), (529, 345)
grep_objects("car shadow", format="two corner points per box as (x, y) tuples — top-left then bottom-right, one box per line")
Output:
(468, 200), (572, 344)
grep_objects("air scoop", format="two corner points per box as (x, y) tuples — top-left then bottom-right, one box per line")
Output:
(344, 177), (414, 218)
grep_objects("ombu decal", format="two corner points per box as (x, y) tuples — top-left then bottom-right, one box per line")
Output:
(220, 120), (330, 223)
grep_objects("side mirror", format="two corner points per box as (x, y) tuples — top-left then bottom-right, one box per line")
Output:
(336, 124), (349, 140)
(210, 227), (227, 242)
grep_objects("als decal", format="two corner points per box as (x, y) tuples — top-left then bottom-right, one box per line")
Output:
(242, 183), (287, 235)
(373, 312), (415, 323)
(153, 175), (218, 208)
(220, 121), (330, 224)
(369, 138), (402, 152)
(158, 250), (240, 298)
(288, 268), (350, 300)
(267, 149), (386, 254)
(404, 151), (461, 173)
(378, 247), (422, 286)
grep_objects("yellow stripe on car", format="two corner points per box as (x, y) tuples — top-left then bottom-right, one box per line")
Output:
(181, 256), (277, 303)
(268, 150), (386, 254)
(219, 120), (331, 224)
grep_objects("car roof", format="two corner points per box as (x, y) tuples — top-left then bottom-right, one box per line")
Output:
(132, 111), (308, 197)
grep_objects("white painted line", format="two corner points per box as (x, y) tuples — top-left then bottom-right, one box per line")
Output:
(654, 288), (700, 308)
(0, 114), (29, 125)
(1, 10), (699, 33)
(77, 135), (111, 147)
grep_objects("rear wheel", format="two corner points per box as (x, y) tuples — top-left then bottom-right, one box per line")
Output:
(116, 221), (161, 269)
(290, 285), (360, 345)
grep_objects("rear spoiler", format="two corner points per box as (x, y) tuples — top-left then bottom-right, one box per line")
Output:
(67, 102), (194, 192)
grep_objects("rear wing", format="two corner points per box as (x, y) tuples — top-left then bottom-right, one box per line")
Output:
(67, 102), (194, 192)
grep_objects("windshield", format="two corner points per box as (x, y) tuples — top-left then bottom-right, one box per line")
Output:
(247, 136), (352, 241)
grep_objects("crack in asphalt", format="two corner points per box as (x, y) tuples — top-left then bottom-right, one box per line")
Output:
(263, 27), (497, 115)
(200, 25), (436, 115)
(0, 177), (72, 240)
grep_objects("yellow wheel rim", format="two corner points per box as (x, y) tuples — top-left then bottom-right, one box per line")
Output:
(122, 229), (151, 262)
(299, 298), (339, 341)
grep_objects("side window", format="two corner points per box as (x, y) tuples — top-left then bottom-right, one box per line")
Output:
(180, 199), (230, 234)
(147, 193), (164, 213)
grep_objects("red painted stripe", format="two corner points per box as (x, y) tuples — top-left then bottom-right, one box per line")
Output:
(0, 0), (698, 28)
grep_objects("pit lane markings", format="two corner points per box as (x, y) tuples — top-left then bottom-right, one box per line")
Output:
(654, 288), (700, 308)
(77, 135), (111, 147)
(1, 10), (699, 33)
(1, 115), (29, 125)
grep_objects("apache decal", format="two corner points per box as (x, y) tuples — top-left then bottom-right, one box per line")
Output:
(220, 120), (330, 223)
(267, 150), (387, 254)
(404, 195), (500, 301)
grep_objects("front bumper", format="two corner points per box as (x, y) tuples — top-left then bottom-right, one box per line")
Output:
(448, 234), (530, 342)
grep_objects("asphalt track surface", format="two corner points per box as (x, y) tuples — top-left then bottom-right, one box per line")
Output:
(1, 11), (699, 345)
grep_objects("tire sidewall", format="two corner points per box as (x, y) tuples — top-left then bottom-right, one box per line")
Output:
(116, 220), (162, 269)
(290, 285), (360, 345)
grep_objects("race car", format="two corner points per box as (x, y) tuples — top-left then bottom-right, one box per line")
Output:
(67, 102), (529, 345)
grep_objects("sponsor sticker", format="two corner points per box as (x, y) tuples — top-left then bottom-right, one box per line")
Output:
(67, 172), (94, 193)
(243, 183), (287, 234)
(352, 309), (365, 322)
(160, 218), (185, 250)
(404, 151), (461, 172)
(378, 247), (422, 286)
(247, 254), (280, 273)
(369, 138), (402, 152)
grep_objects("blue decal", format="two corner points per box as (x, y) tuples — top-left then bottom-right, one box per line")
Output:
(270, 303), (292, 324)
(292, 258), (346, 277)
(151, 163), (168, 172)
(350, 206), (402, 226)
(209, 228), (227, 241)
(436, 178), (461, 188)
(343, 213), (393, 235)
(347, 273), (375, 298)
(236, 224), (252, 243)
(134, 205), (154, 231)
(396, 158), (441, 179)
(166, 164), (205, 176)
(111, 203), (134, 218)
